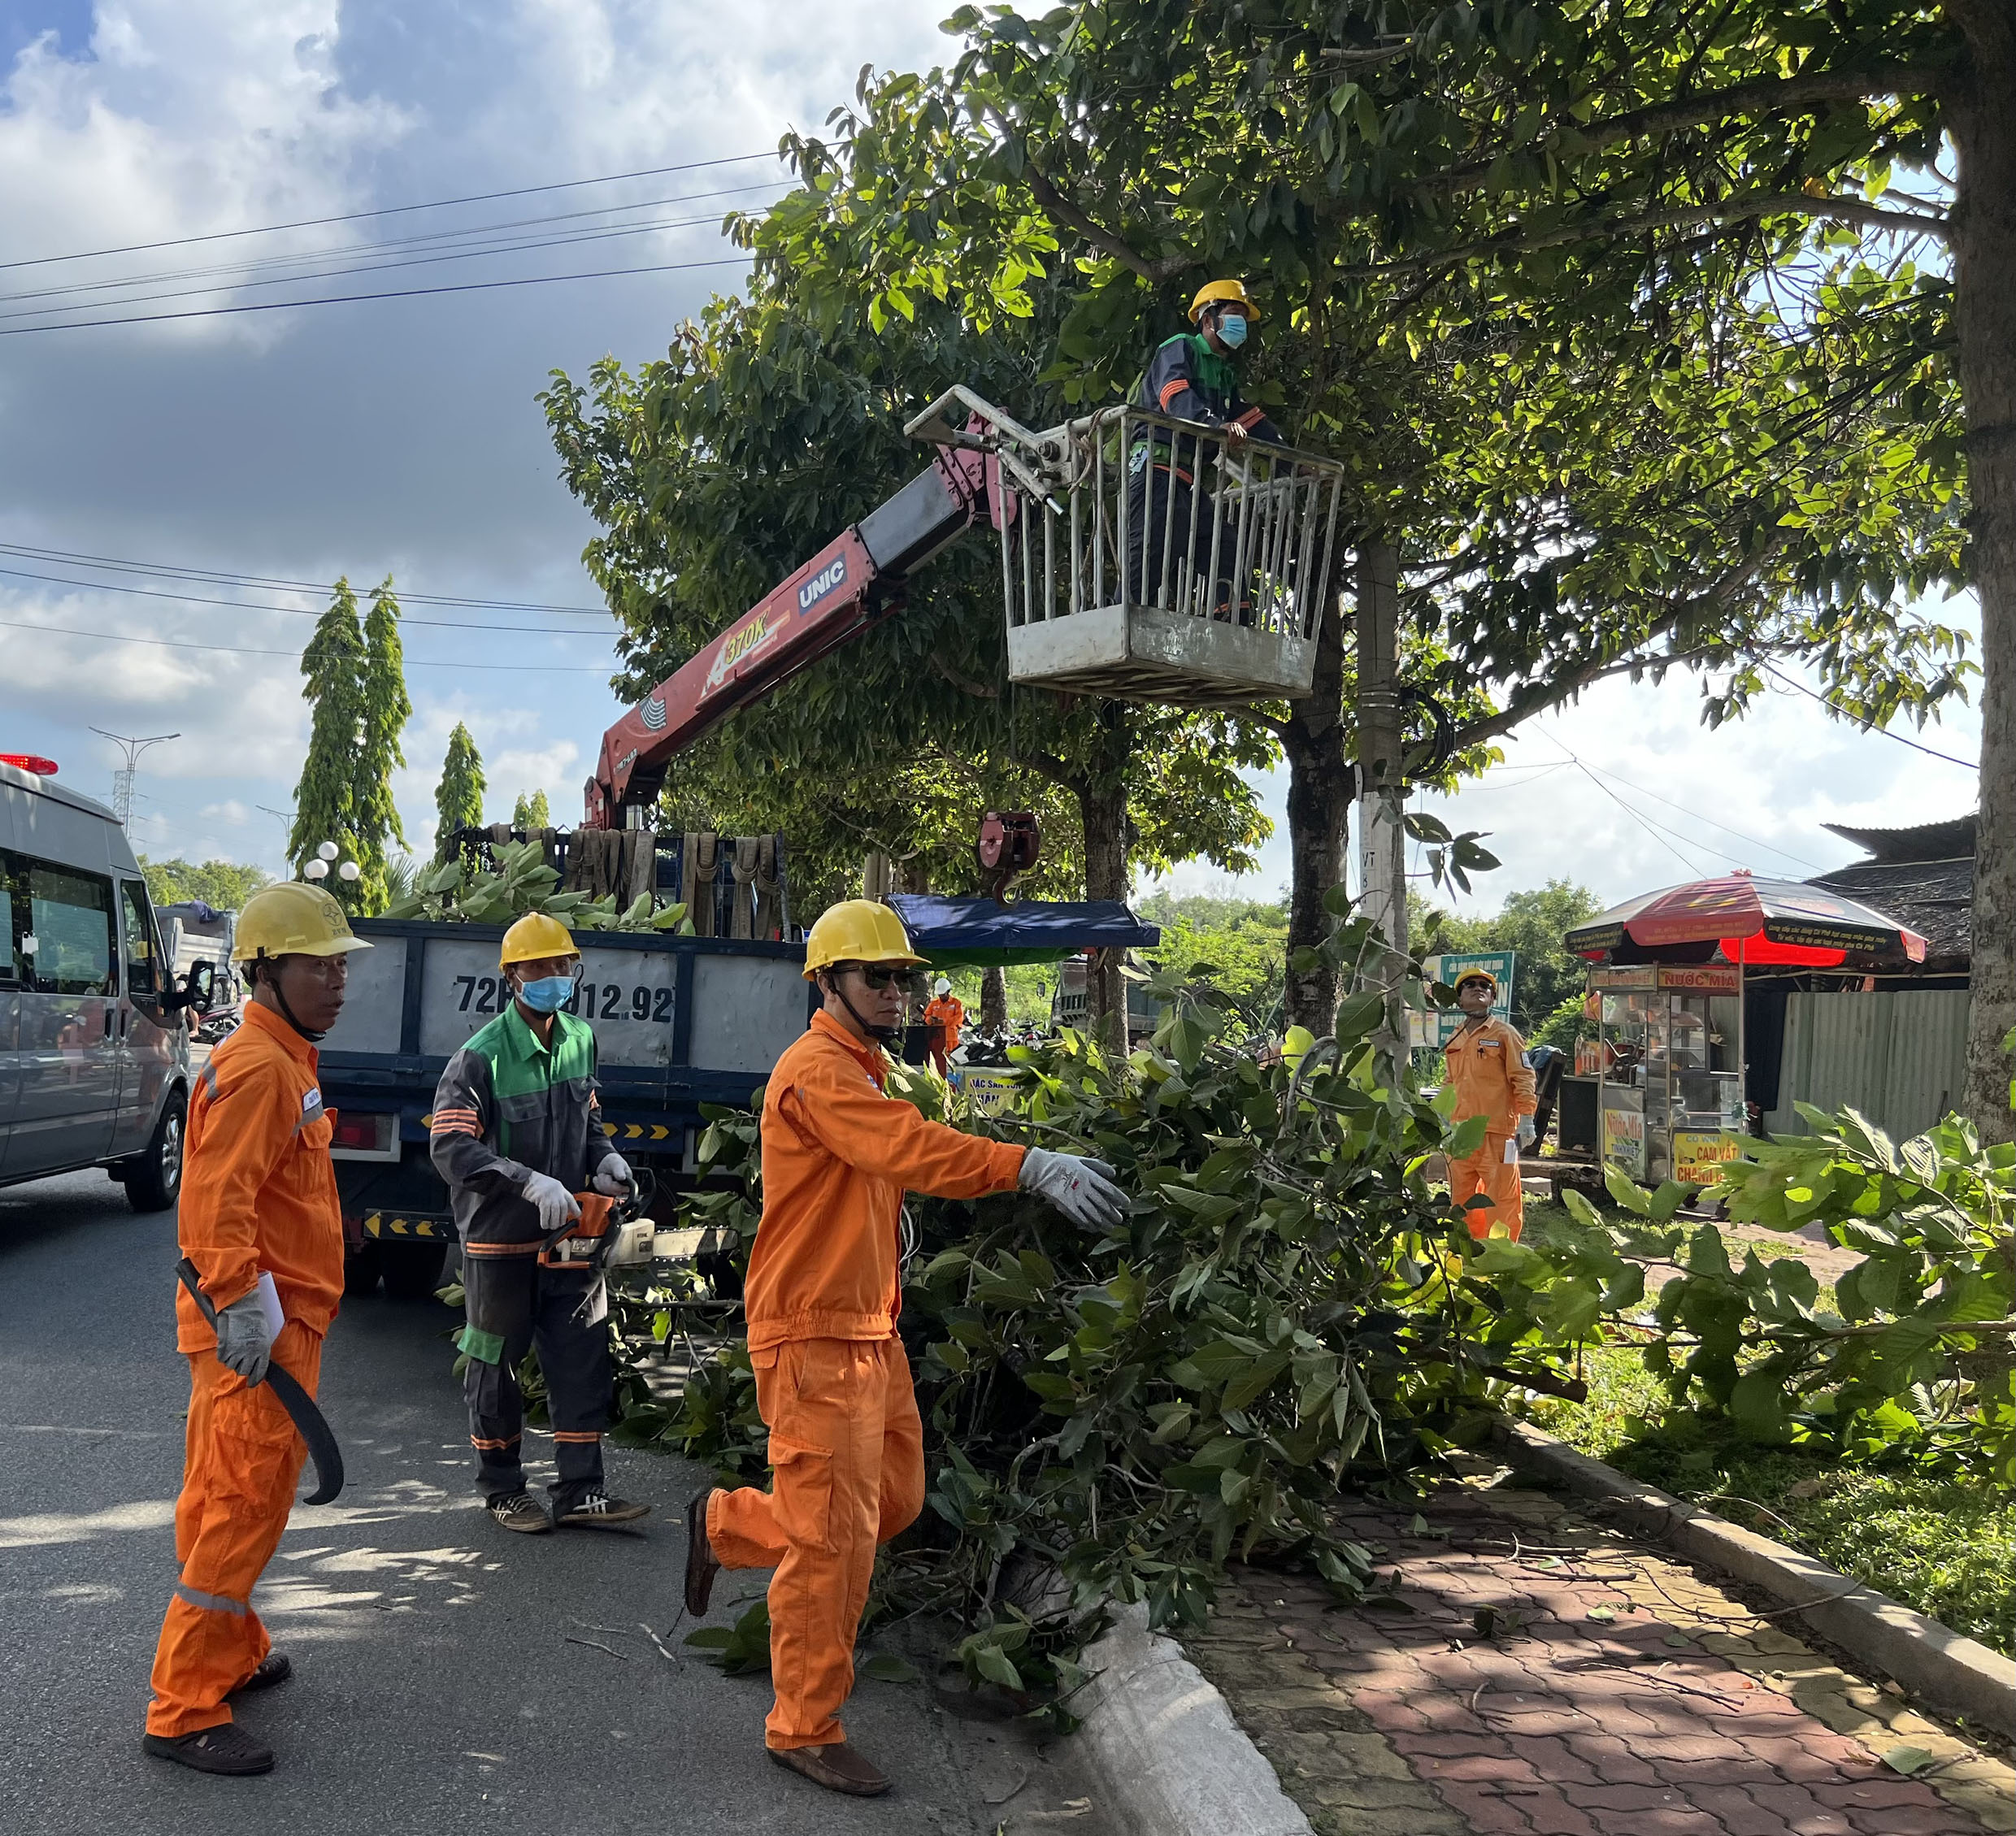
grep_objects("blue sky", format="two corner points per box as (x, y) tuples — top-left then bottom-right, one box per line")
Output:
(0, 2), (1982, 918)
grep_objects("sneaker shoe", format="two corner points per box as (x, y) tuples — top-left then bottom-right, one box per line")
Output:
(489, 1490), (554, 1534)
(228, 1652), (291, 1696)
(769, 1741), (891, 1797)
(684, 1489), (720, 1615)
(143, 1723), (275, 1776)
(554, 1490), (650, 1529)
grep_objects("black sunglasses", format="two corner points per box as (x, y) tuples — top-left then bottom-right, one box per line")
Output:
(835, 963), (911, 990)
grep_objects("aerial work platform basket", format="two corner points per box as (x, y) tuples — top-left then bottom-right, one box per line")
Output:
(909, 388), (1346, 708)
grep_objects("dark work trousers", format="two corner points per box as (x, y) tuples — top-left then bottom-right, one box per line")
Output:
(1124, 457), (1240, 618)
(459, 1252), (612, 1509)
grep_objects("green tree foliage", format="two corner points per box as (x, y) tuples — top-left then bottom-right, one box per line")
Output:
(288, 579), (367, 906)
(511, 789), (551, 830)
(1419, 879), (1601, 1035)
(732, 4), (1981, 1043)
(1136, 888), (1291, 1015)
(434, 721), (486, 840)
(352, 579), (411, 916)
(137, 856), (270, 912)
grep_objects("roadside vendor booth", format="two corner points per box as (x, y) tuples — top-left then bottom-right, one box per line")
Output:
(1563, 872), (1927, 1183)
(884, 894), (1162, 1111)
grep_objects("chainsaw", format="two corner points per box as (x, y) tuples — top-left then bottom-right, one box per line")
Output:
(538, 1187), (657, 1274)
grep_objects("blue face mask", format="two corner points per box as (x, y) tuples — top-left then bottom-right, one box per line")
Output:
(1217, 312), (1249, 349)
(515, 974), (575, 1014)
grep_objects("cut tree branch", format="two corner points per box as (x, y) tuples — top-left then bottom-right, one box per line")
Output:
(928, 653), (1001, 700)
(982, 107), (1193, 284)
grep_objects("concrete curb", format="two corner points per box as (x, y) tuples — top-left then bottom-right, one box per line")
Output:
(1496, 1418), (2016, 1740)
(1073, 1600), (1314, 1836)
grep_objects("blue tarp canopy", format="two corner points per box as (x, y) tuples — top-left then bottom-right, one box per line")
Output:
(886, 895), (1161, 968)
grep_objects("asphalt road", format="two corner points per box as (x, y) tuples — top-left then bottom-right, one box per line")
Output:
(0, 1170), (1096, 1835)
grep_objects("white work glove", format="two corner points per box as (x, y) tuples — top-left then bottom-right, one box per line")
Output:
(1517, 1116), (1537, 1148)
(591, 1151), (633, 1197)
(214, 1291), (275, 1387)
(523, 1170), (581, 1234)
(1019, 1148), (1127, 1231)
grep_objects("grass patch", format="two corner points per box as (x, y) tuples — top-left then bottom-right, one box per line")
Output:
(1515, 1348), (2014, 1656)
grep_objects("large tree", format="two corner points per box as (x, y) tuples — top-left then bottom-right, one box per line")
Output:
(289, 580), (367, 905)
(543, 285), (1275, 1036)
(736, 5), (1987, 1113)
(353, 579), (411, 915)
(434, 721), (486, 840)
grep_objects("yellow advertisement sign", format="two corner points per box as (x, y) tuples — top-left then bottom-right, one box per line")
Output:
(960, 1070), (1019, 1119)
(1601, 1105), (1645, 1178)
(1673, 1130), (1740, 1188)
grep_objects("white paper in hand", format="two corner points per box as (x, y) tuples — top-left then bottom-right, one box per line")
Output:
(253, 1271), (286, 1339)
(1502, 1138), (1521, 1165)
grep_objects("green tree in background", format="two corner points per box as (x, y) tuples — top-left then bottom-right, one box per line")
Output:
(352, 579), (411, 914)
(435, 722), (485, 841)
(511, 789), (552, 829)
(138, 856), (270, 912)
(1418, 879), (1602, 1036)
(1136, 889), (1292, 1014)
(289, 579), (367, 907)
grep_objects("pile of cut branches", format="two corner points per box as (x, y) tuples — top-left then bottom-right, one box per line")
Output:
(383, 837), (692, 933)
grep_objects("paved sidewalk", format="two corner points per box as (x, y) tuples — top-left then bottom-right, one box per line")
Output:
(1186, 1479), (2011, 1836)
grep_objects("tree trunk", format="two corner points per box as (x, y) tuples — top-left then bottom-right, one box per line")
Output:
(1282, 548), (1354, 1035)
(1949, 3), (2016, 1144)
(1354, 540), (1409, 1060)
(1077, 702), (1132, 1051)
(980, 965), (1008, 1033)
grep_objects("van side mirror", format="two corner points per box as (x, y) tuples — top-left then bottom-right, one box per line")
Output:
(149, 960), (218, 1022)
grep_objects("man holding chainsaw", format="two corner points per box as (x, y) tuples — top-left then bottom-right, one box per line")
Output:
(145, 882), (368, 1777)
(682, 901), (1126, 1798)
(431, 912), (649, 1534)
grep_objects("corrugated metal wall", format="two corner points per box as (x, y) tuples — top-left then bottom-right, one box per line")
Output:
(1762, 989), (1972, 1141)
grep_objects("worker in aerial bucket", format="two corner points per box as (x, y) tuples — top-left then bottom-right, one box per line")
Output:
(431, 912), (650, 1534)
(1442, 969), (1537, 1241)
(922, 974), (965, 1074)
(144, 882), (370, 1776)
(681, 900), (1127, 1797)
(1127, 278), (1284, 611)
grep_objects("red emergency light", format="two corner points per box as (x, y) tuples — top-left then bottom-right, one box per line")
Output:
(1, 753), (58, 776)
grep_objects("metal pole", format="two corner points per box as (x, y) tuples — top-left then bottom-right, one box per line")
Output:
(90, 728), (180, 828)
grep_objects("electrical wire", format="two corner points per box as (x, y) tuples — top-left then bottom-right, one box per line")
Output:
(0, 197), (789, 325)
(1572, 758), (1825, 872)
(0, 180), (789, 309)
(0, 254), (752, 338)
(0, 562), (606, 635)
(0, 614), (615, 672)
(1537, 734), (1715, 877)
(0, 150), (785, 274)
(0, 540), (608, 614)
(1761, 664), (1977, 770)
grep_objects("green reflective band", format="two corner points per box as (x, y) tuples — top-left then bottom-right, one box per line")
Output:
(458, 1325), (507, 1365)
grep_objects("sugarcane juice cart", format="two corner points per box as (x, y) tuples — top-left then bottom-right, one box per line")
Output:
(1588, 963), (1745, 1184)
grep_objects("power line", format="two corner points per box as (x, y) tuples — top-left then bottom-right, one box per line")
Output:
(0, 204), (773, 328)
(1538, 734), (1714, 877)
(1761, 664), (1978, 770)
(0, 254), (751, 338)
(0, 562), (608, 635)
(0, 540), (608, 614)
(0, 150), (785, 274)
(0, 180), (789, 309)
(1574, 758), (1826, 872)
(0, 614), (615, 672)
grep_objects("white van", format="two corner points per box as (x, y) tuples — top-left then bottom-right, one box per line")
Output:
(0, 756), (203, 1209)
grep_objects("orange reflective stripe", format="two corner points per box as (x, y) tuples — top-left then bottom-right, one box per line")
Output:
(1233, 406), (1265, 429)
(1158, 378), (1188, 410)
(461, 1240), (541, 1257)
(551, 1430), (602, 1443)
(470, 1435), (519, 1451)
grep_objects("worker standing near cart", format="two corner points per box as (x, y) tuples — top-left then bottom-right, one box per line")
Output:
(922, 975), (965, 1075)
(143, 883), (368, 1777)
(682, 901), (1127, 1798)
(430, 912), (650, 1534)
(1127, 280), (1283, 609)
(1442, 969), (1537, 1241)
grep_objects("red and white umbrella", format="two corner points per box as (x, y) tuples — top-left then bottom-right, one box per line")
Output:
(1565, 871), (1928, 968)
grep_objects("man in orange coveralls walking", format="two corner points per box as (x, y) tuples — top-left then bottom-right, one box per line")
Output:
(1442, 968), (1536, 1241)
(921, 975), (965, 1074)
(142, 881), (369, 1776)
(682, 901), (1125, 1797)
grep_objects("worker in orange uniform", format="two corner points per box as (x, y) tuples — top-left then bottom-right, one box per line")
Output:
(143, 882), (371, 1776)
(1442, 968), (1537, 1241)
(681, 901), (1125, 1798)
(922, 974), (965, 1074)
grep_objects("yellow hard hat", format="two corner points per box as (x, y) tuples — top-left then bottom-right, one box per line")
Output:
(500, 911), (579, 968)
(802, 900), (928, 981)
(1188, 279), (1261, 324)
(1453, 967), (1499, 995)
(232, 881), (371, 964)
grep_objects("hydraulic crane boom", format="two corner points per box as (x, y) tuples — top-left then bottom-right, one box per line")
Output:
(584, 444), (997, 828)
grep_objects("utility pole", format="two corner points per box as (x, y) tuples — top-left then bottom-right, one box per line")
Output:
(90, 729), (180, 828)
(1353, 540), (1407, 1057)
